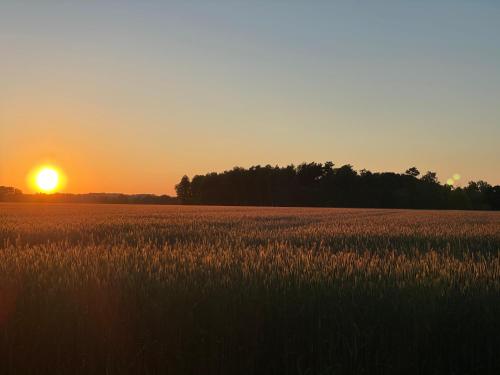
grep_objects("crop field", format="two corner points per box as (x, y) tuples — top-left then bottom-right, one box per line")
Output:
(0, 203), (499, 374)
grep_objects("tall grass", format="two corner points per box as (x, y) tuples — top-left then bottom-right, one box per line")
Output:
(0, 203), (499, 374)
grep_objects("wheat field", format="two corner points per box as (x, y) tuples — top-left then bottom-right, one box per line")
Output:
(0, 203), (499, 374)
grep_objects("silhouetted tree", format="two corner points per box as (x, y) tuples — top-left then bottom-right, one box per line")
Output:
(175, 175), (192, 204)
(421, 171), (438, 184)
(405, 167), (420, 177)
(175, 162), (499, 210)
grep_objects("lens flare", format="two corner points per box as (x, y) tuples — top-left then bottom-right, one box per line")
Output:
(446, 178), (454, 186)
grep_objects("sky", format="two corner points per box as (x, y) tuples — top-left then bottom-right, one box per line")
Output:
(1, 1), (499, 195)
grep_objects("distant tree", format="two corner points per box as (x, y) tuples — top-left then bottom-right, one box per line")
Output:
(405, 167), (420, 177)
(0, 186), (23, 202)
(421, 171), (438, 184)
(359, 169), (372, 177)
(475, 180), (492, 194)
(175, 175), (192, 203)
(465, 181), (493, 209)
(0, 188), (178, 204)
(323, 161), (335, 176)
(488, 185), (500, 210)
(0, 186), (22, 195)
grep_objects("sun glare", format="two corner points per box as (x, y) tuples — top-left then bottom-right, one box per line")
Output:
(28, 165), (65, 193)
(36, 168), (59, 192)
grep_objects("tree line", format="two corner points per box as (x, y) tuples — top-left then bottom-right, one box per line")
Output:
(176, 163), (500, 210)
(0, 187), (178, 205)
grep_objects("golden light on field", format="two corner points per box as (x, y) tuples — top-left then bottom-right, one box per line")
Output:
(28, 165), (67, 193)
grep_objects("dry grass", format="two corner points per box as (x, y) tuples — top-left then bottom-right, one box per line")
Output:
(0, 203), (499, 374)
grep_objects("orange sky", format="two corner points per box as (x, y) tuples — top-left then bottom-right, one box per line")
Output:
(1, 2), (499, 195)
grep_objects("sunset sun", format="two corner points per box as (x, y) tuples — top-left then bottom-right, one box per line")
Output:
(36, 167), (59, 192)
(34, 167), (61, 193)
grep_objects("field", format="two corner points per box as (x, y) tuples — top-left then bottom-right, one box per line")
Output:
(1, 203), (499, 374)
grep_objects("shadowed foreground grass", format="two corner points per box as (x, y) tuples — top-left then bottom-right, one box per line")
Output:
(0, 204), (499, 374)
